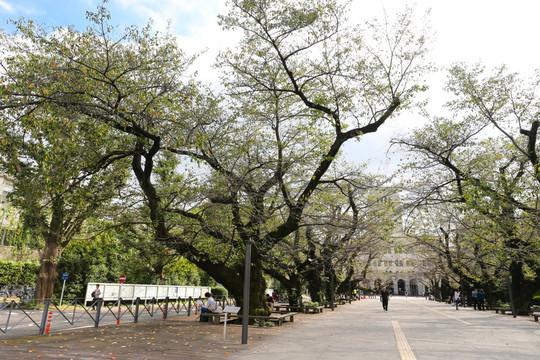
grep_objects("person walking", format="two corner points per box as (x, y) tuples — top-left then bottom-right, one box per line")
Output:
(471, 288), (478, 310)
(453, 290), (461, 310)
(380, 287), (390, 312)
(477, 288), (485, 311)
(91, 284), (101, 310)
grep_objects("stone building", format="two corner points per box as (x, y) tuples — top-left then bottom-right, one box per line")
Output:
(360, 191), (431, 296)
(365, 240), (431, 296)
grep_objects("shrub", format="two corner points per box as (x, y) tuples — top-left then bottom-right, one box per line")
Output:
(0, 260), (39, 285)
(211, 286), (228, 297)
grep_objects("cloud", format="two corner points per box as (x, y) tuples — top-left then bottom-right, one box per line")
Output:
(111, 0), (239, 86)
(114, 0), (218, 34)
(0, 0), (15, 13)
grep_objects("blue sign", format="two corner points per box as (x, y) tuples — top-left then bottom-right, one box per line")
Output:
(61, 273), (69, 281)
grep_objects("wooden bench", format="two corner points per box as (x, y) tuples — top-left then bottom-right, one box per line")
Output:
(199, 312), (227, 324)
(272, 304), (288, 312)
(231, 312), (297, 327)
(299, 306), (323, 314)
(273, 305), (323, 314)
(493, 307), (512, 314)
(532, 312), (540, 322)
(201, 312), (297, 326)
(268, 312), (296, 326)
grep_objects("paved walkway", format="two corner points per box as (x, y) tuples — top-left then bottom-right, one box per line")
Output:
(231, 297), (540, 360)
(2, 297), (539, 359)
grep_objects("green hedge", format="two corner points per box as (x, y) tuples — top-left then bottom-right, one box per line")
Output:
(211, 286), (228, 297)
(0, 260), (39, 285)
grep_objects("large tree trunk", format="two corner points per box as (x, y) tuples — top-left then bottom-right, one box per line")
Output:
(306, 267), (324, 304)
(285, 277), (304, 307)
(185, 244), (270, 316)
(34, 236), (59, 302)
(232, 247), (270, 316)
(262, 262), (307, 307)
(440, 277), (452, 302)
(131, 143), (269, 315)
(509, 260), (538, 313)
(306, 236), (324, 304)
(247, 249), (270, 315)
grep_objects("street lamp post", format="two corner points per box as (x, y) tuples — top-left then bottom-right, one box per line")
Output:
(241, 242), (252, 344)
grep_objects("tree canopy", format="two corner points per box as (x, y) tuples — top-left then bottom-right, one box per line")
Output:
(397, 64), (540, 310)
(0, 1), (434, 310)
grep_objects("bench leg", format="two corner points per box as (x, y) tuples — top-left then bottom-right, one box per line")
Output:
(534, 316), (538, 322)
(289, 316), (294, 322)
(259, 319), (265, 327)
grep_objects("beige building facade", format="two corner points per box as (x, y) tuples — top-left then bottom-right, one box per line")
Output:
(365, 242), (430, 296)
(361, 191), (431, 296)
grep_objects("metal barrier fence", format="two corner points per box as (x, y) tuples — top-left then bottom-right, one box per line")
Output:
(0, 295), (235, 337)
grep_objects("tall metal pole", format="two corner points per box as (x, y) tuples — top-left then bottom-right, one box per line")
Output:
(348, 277), (352, 304)
(241, 242), (252, 344)
(330, 271), (335, 311)
(59, 279), (67, 306)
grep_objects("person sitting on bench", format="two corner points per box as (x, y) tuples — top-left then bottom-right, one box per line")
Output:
(200, 292), (217, 322)
(266, 293), (274, 310)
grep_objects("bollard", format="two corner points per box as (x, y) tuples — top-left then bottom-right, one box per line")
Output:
(134, 297), (140, 323)
(117, 306), (122, 324)
(45, 311), (53, 334)
(163, 297), (169, 320)
(39, 300), (51, 335)
(95, 298), (103, 328)
(188, 297), (192, 316)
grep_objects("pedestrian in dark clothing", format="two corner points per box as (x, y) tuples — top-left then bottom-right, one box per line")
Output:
(471, 289), (478, 310)
(266, 294), (274, 310)
(380, 287), (390, 311)
(477, 289), (485, 311)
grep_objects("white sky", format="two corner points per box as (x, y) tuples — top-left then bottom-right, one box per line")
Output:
(346, 0), (540, 173)
(1, 0), (539, 172)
